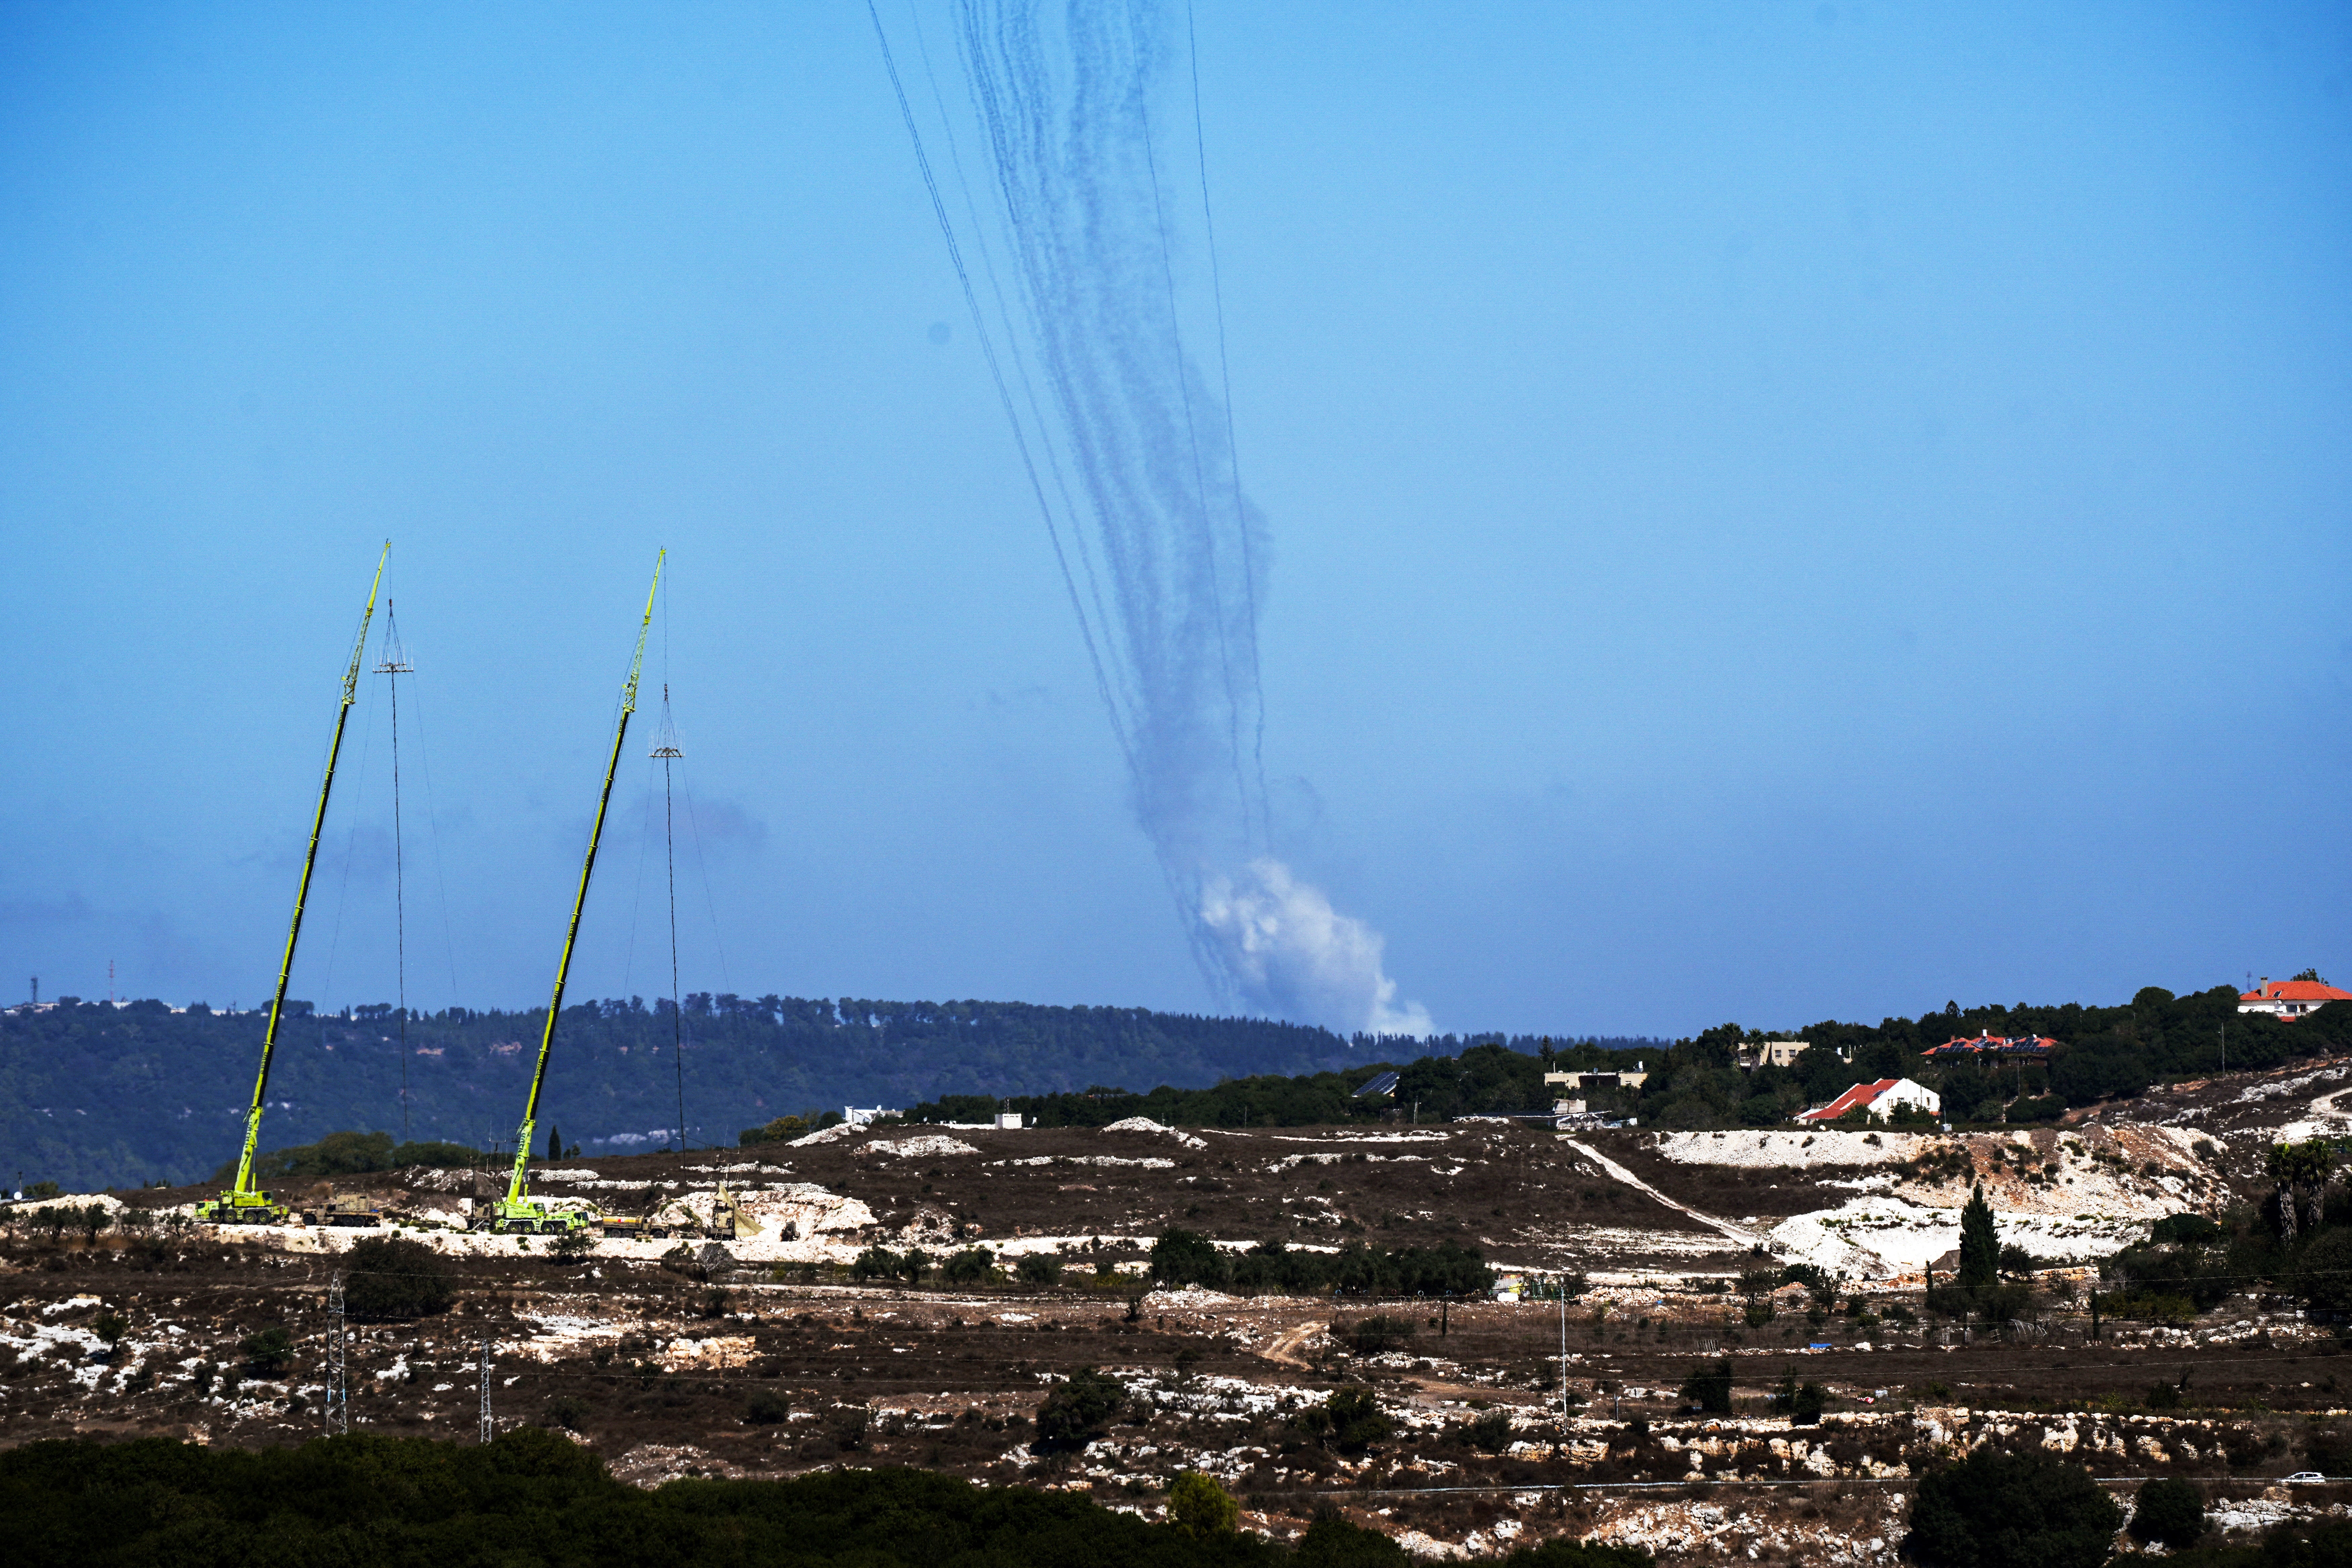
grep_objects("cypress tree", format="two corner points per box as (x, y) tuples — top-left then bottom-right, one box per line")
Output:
(1958, 1183), (2000, 1294)
(545, 1125), (561, 1161)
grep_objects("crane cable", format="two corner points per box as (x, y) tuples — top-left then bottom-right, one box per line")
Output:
(659, 687), (683, 1154)
(381, 601), (412, 1144)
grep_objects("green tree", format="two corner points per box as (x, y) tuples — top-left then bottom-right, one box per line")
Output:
(1150, 1227), (1229, 1289)
(1679, 1359), (1733, 1415)
(2267, 1141), (2337, 1241)
(1500, 1537), (1657, 1568)
(2295, 1228), (2352, 1314)
(1035, 1367), (1126, 1452)
(1292, 1515), (1411, 1567)
(1295, 1387), (1393, 1455)
(1017, 1254), (1064, 1285)
(1958, 1185), (2000, 1295)
(345, 1235), (456, 1320)
(2128, 1476), (2204, 1548)
(943, 1247), (994, 1284)
(239, 1326), (294, 1375)
(1908, 1449), (2123, 1568)
(1166, 1471), (1236, 1536)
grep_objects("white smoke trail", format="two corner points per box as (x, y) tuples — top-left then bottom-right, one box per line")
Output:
(881, 1), (1430, 1035)
(1199, 860), (1434, 1038)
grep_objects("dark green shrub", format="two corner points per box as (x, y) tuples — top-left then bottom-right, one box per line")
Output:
(1908, 1448), (2123, 1568)
(239, 1326), (294, 1375)
(2298, 1228), (2352, 1314)
(1016, 1254), (1064, 1285)
(851, 1246), (899, 1281)
(344, 1235), (454, 1320)
(1150, 1228), (1229, 1289)
(1292, 1514), (1411, 1566)
(1769, 1372), (1827, 1425)
(1034, 1367), (1126, 1452)
(1296, 1387), (1392, 1455)
(1679, 1359), (1732, 1414)
(1499, 1536), (1657, 1567)
(1466, 1408), (1512, 1451)
(2128, 1476), (2204, 1548)
(0, 1432), (1310, 1564)
(745, 1388), (791, 1425)
(1340, 1315), (1417, 1356)
(539, 1396), (589, 1431)
(942, 1247), (994, 1284)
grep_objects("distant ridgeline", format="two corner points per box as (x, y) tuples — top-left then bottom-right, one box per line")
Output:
(5, 982), (2346, 1192)
(0, 992), (1434, 1191)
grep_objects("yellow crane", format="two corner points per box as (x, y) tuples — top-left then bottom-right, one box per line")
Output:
(485, 550), (662, 1234)
(201, 543), (389, 1225)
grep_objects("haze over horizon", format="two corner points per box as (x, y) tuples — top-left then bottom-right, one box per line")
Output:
(1, 4), (2344, 1042)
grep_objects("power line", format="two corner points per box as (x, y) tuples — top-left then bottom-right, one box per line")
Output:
(653, 685), (685, 1154)
(377, 603), (413, 1143)
(325, 1269), (348, 1435)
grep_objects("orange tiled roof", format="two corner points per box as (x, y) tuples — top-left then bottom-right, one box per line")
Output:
(2242, 980), (2352, 1004)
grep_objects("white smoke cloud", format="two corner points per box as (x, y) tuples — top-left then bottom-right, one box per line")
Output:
(1197, 859), (1433, 1038)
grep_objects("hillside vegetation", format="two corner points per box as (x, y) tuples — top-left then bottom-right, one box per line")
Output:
(4, 981), (2344, 1193)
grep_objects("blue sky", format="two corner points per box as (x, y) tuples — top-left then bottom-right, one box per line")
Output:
(1, 2), (2344, 1040)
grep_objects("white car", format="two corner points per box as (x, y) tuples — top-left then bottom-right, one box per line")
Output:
(2285, 1472), (2328, 1484)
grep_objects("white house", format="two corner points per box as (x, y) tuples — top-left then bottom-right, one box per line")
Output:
(1795, 1078), (1941, 1124)
(2239, 977), (2352, 1022)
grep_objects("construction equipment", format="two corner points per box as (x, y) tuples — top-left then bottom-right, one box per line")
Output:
(483, 552), (663, 1234)
(714, 1181), (756, 1240)
(308, 1185), (384, 1227)
(199, 544), (389, 1225)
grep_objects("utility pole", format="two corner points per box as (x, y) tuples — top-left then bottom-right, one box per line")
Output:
(479, 1336), (494, 1443)
(325, 1272), (348, 1435)
(1558, 1275), (1570, 1429)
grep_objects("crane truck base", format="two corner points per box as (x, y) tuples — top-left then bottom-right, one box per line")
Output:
(197, 1191), (289, 1225)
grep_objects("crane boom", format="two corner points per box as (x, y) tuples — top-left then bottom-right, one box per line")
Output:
(493, 550), (663, 1231)
(205, 541), (389, 1224)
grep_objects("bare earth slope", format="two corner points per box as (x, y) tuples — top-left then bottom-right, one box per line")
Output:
(6, 1062), (2351, 1563)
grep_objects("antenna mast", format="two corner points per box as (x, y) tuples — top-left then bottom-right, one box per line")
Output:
(375, 603), (414, 1143)
(652, 685), (685, 1153)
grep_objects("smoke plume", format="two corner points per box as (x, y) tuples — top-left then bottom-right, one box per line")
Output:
(880, 0), (1429, 1035)
(1199, 861), (1435, 1038)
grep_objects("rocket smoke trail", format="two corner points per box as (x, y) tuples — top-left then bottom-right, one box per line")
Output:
(873, 0), (1430, 1037)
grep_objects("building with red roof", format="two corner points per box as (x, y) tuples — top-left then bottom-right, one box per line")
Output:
(1921, 1033), (2056, 1062)
(1796, 1077), (1941, 1124)
(2239, 977), (2352, 1022)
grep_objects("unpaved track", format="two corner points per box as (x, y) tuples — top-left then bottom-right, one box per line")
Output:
(1557, 1138), (1761, 1249)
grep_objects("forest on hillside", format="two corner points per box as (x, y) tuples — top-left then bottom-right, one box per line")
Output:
(883, 985), (2352, 1140)
(0, 993), (1375, 1191)
(5, 979), (2346, 1193)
